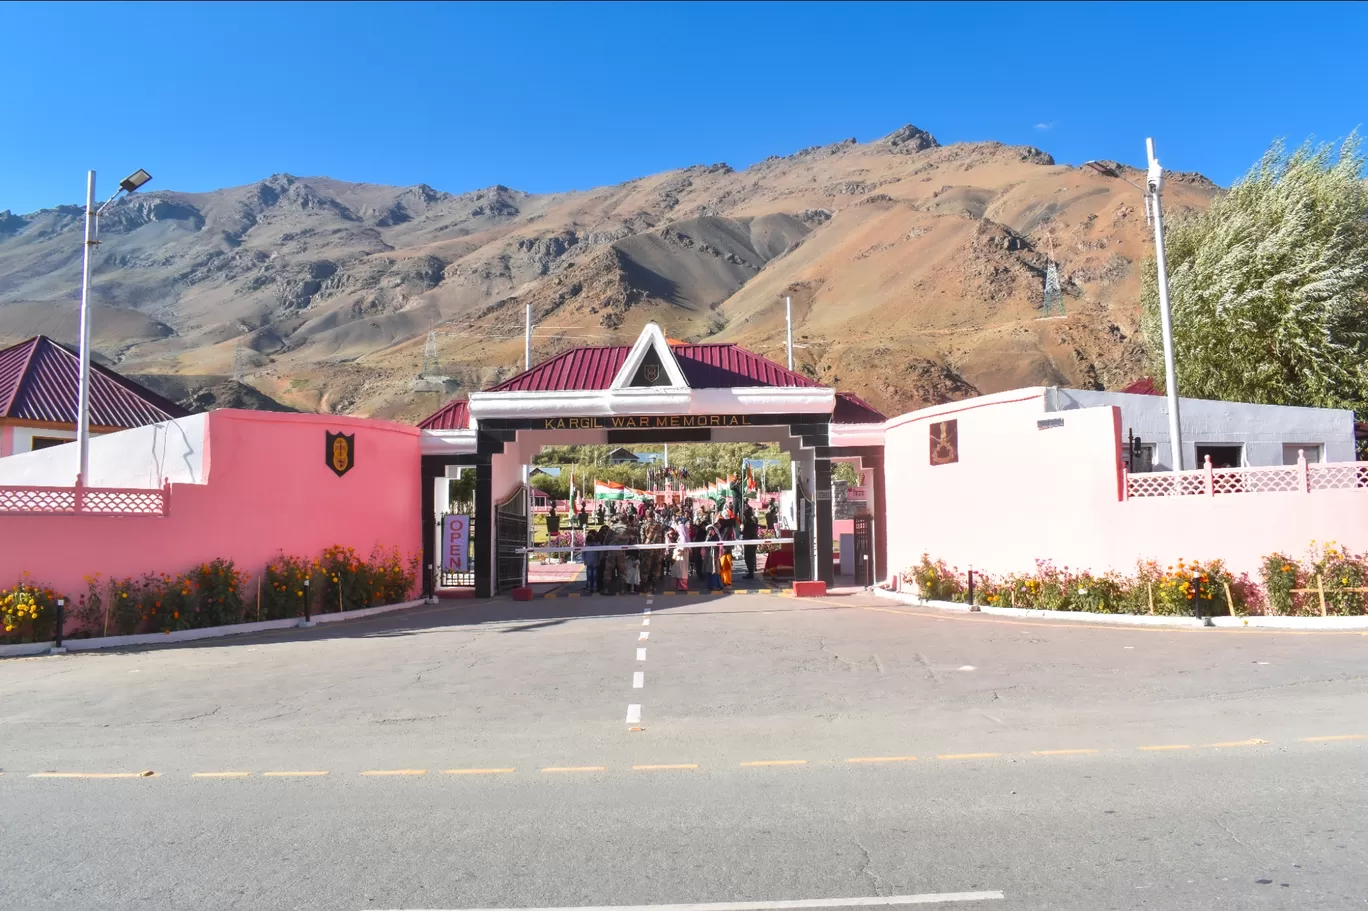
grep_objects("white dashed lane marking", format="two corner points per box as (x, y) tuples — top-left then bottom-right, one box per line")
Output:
(637, 648), (647, 661)
(625, 704), (642, 724)
(633, 672), (644, 688)
(363, 892), (1006, 911)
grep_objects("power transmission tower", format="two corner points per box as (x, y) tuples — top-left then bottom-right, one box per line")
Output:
(1041, 231), (1064, 318)
(413, 324), (454, 392)
(421, 328), (441, 378)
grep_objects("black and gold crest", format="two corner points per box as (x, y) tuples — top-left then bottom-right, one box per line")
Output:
(326, 431), (356, 477)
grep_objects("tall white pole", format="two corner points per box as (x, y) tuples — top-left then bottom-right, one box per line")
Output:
(1146, 138), (1184, 471)
(663, 443), (669, 468)
(76, 170), (97, 486)
(785, 296), (793, 370)
(524, 303), (532, 370)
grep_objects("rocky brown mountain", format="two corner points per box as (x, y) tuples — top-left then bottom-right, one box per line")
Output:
(0, 125), (1216, 421)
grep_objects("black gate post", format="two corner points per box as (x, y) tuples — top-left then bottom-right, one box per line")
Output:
(474, 459), (493, 598)
(420, 459), (438, 601)
(815, 457), (835, 585)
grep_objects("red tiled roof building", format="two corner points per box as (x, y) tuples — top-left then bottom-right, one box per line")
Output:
(0, 336), (189, 457)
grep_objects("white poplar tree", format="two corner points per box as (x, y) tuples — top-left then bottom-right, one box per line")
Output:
(1141, 133), (1368, 416)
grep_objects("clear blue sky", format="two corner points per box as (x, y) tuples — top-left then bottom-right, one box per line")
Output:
(2, 1), (1364, 214)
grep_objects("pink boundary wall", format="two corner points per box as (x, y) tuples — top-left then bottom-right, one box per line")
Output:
(0, 409), (422, 598)
(885, 391), (1368, 583)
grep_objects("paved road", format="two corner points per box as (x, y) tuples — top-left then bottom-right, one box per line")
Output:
(2, 592), (1366, 910)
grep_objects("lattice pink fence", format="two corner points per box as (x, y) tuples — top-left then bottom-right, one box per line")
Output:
(1308, 463), (1368, 491)
(0, 481), (170, 517)
(1127, 458), (1368, 499)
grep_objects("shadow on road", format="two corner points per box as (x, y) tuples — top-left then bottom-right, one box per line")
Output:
(58, 586), (846, 656)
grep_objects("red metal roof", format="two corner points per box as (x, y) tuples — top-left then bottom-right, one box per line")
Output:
(833, 392), (886, 424)
(413, 342), (881, 429)
(1121, 377), (1161, 396)
(417, 397), (470, 430)
(486, 343), (820, 393)
(0, 336), (189, 428)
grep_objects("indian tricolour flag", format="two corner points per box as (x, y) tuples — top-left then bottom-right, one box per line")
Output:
(594, 479), (625, 500)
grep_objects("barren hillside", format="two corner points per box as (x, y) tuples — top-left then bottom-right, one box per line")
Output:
(0, 125), (1217, 421)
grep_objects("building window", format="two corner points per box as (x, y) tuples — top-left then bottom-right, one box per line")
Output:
(28, 437), (70, 451)
(1195, 444), (1244, 469)
(1283, 444), (1322, 465)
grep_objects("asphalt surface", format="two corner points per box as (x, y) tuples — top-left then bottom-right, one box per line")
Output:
(2, 591), (1366, 910)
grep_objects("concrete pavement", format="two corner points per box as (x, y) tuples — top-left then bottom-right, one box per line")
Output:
(2, 592), (1366, 909)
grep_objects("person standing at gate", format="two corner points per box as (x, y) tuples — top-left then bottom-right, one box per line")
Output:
(766, 499), (779, 532)
(690, 509), (708, 581)
(742, 506), (759, 580)
(702, 525), (723, 591)
(668, 528), (689, 591)
(582, 527), (601, 594)
(605, 514), (630, 594)
(717, 516), (735, 589)
(640, 509), (664, 592)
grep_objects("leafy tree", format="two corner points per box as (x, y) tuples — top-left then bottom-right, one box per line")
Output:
(447, 473), (476, 513)
(528, 471), (569, 502)
(1141, 133), (1368, 416)
(832, 461), (863, 485)
(531, 442), (794, 491)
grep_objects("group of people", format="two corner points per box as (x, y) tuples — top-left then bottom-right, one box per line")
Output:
(580, 498), (781, 595)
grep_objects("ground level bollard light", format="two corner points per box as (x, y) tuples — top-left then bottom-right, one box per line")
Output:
(299, 578), (314, 628)
(50, 599), (67, 654)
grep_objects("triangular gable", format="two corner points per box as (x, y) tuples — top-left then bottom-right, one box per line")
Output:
(610, 322), (689, 390)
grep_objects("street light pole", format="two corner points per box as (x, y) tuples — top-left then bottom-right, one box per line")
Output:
(785, 296), (793, 370)
(76, 171), (98, 485)
(1145, 138), (1185, 471)
(73, 168), (152, 486)
(1084, 144), (1185, 471)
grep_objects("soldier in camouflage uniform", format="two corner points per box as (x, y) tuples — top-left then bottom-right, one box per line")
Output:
(604, 515), (631, 594)
(640, 509), (666, 592)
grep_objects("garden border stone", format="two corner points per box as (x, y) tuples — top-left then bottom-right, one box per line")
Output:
(871, 587), (1368, 629)
(0, 597), (427, 658)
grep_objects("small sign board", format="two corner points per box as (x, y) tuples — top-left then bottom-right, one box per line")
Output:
(845, 485), (870, 502)
(442, 514), (470, 572)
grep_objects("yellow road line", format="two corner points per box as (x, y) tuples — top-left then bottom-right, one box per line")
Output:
(360, 769), (427, 776)
(1032, 749), (1098, 756)
(28, 771), (157, 779)
(846, 756), (918, 763)
(632, 764), (699, 770)
(1301, 734), (1367, 742)
(442, 768), (515, 775)
(1138, 744), (1191, 751)
(740, 759), (808, 767)
(541, 766), (607, 773)
(261, 770), (330, 777)
(936, 753), (1000, 760)
(1206, 739), (1268, 748)
(192, 771), (251, 778)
